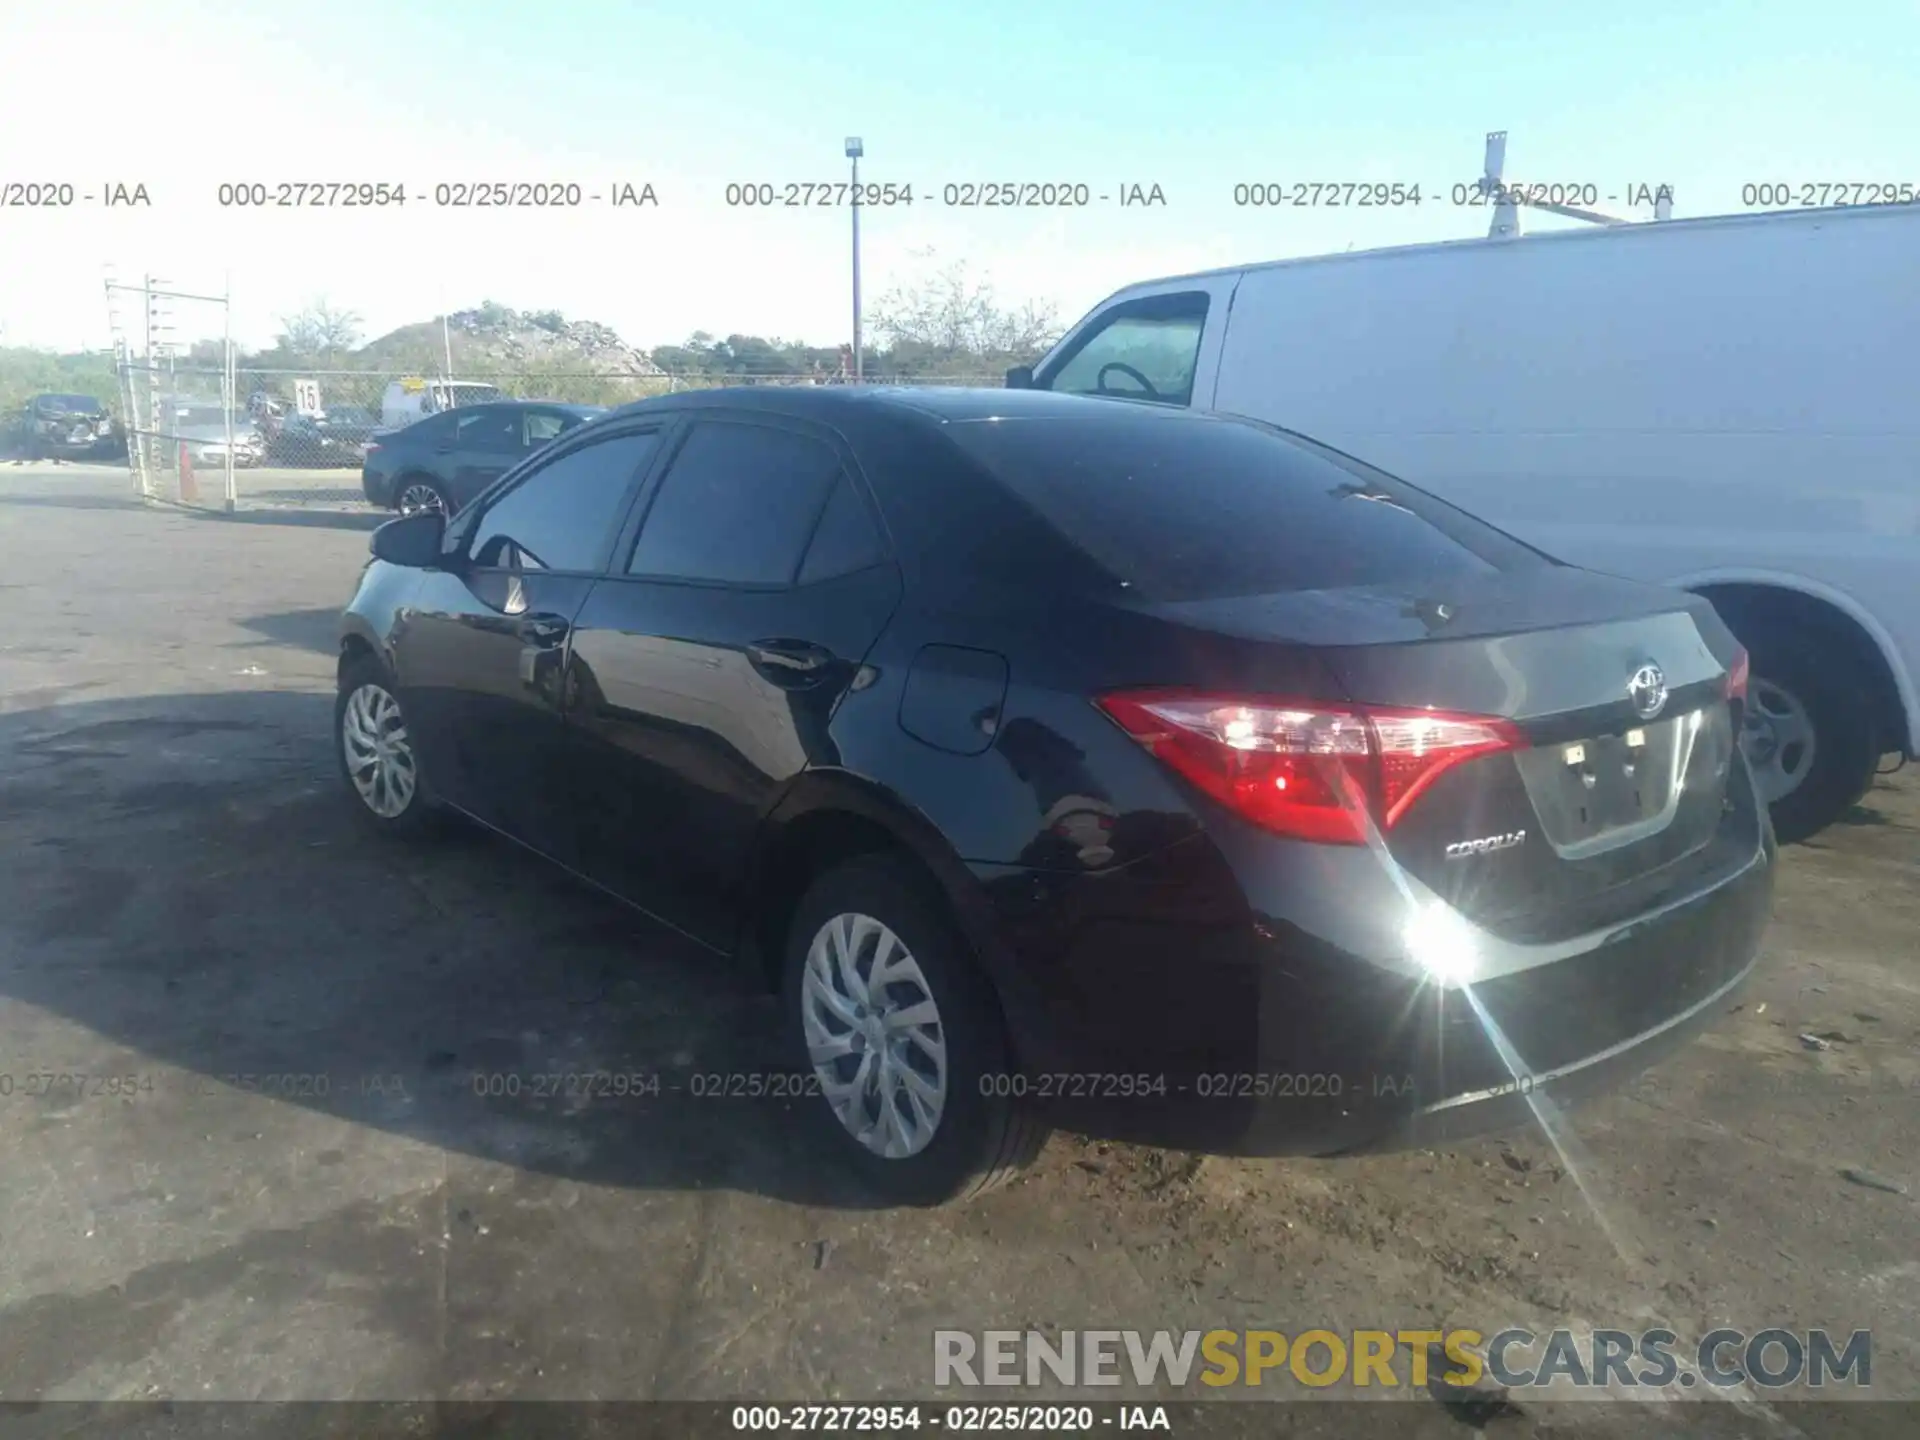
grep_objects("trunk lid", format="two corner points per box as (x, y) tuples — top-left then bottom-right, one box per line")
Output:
(1145, 567), (1748, 940)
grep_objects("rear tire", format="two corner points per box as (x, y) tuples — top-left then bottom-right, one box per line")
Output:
(1738, 624), (1881, 844)
(782, 856), (1049, 1206)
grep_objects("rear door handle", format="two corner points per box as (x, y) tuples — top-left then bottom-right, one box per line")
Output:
(747, 639), (835, 686)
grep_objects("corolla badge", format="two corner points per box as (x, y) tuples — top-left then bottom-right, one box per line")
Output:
(1445, 829), (1526, 860)
(1627, 662), (1669, 720)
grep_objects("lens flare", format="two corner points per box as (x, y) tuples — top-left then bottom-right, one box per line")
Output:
(1403, 900), (1480, 985)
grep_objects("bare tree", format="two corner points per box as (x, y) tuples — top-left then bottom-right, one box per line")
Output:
(869, 252), (1061, 366)
(275, 298), (363, 364)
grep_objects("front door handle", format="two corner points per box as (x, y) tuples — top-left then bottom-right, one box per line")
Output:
(748, 639), (835, 687)
(518, 612), (571, 696)
(519, 613), (570, 647)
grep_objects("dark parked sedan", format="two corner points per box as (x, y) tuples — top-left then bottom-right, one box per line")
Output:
(335, 387), (1773, 1205)
(274, 406), (383, 467)
(360, 401), (605, 516)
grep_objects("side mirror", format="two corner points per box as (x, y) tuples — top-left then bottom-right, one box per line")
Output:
(1004, 364), (1035, 390)
(369, 510), (448, 569)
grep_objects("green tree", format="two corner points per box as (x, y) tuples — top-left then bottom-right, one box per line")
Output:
(275, 299), (363, 366)
(0, 347), (121, 417)
(869, 252), (1061, 377)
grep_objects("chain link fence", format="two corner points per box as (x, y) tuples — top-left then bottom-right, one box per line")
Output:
(184, 368), (1008, 511)
(110, 281), (246, 513)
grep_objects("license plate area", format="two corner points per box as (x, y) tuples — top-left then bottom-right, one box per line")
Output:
(1513, 708), (1729, 859)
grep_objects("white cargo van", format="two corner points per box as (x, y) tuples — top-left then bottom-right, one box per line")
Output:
(1013, 202), (1919, 841)
(379, 377), (505, 431)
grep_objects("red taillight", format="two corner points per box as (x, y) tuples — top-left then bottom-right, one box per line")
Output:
(1724, 647), (1750, 704)
(1095, 690), (1526, 845)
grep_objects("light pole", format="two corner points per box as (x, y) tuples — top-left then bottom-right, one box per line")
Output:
(846, 136), (864, 382)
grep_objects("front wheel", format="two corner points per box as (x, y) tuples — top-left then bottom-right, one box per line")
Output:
(783, 856), (1049, 1206)
(335, 657), (437, 835)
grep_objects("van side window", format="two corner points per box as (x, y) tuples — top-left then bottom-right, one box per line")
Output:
(1038, 291), (1210, 407)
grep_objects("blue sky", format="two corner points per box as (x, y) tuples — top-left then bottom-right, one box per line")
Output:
(1, 0), (1915, 352)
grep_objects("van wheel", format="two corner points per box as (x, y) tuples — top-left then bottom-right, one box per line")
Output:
(1739, 625), (1880, 844)
(783, 856), (1049, 1206)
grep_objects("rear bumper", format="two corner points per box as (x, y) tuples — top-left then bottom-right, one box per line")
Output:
(189, 444), (263, 467)
(975, 797), (1775, 1158)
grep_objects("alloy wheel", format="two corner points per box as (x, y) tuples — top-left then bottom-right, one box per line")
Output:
(397, 481), (446, 517)
(340, 681), (418, 818)
(1742, 675), (1817, 804)
(801, 911), (948, 1159)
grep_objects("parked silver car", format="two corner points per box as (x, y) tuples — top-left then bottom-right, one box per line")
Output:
(169, 405), (266, 469)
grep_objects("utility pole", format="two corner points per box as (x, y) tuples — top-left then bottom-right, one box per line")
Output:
(846, 137), (864, 381)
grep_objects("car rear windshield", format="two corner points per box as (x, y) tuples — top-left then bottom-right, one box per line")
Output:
(39, 395), (102, 414)
(944, 413), (1547, 602)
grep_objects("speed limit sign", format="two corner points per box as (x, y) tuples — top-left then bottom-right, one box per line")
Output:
(293, 379), (322, 416)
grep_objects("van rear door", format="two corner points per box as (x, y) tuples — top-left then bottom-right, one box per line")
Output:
(1028, 273), (1240, 410)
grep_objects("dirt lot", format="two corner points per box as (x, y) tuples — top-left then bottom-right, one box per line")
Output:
(1, 465), (1915, 1437)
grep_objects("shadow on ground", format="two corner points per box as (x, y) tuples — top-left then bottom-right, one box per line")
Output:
(0, 488), (381, 529)
(188, 505), (386, 531)
(239, 608), (345, 656)
(0, 490), (147, 512)
(0, 687), (889, 1211)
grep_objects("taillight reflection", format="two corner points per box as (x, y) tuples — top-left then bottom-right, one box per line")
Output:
(1724, 647), (1750, 704)
(1096, 690), (1526, 845)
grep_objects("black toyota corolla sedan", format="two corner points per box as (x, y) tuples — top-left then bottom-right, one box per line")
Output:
(335, 386), (1774, 1205)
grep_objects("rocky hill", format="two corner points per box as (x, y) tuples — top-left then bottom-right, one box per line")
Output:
(356, 303), (664, 377)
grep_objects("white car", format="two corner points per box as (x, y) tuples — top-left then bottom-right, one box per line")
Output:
(1014, 202), (1920, 842)
(171, 405), (265, 468)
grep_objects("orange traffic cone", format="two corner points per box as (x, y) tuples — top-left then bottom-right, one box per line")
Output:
(178, 441), (198, 503)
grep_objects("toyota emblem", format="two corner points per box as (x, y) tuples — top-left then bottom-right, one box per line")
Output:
(1627, 663), (1668, 720)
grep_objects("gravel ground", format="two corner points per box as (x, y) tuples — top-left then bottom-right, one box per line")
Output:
(28, 459), (377, 512)
(1, 465), (1915, 1438)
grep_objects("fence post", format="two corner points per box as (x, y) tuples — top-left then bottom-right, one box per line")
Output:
(222, 278), (237, 512)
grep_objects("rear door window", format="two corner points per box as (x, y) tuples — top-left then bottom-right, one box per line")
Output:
(797, 473), (887, 584)
(455, 407), (522, 453)
(1037, 292), (1210, 407)
(522, 409), (575, 447)
(407, 412), (458, 445)
(626, 421), (842, 586)
(945, 413), (1546, 602)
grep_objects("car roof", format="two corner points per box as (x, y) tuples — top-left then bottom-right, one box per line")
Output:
(587, 385), (1250, 597)
(477, 399), (601, 413)
(603, 383), (1196, 428)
